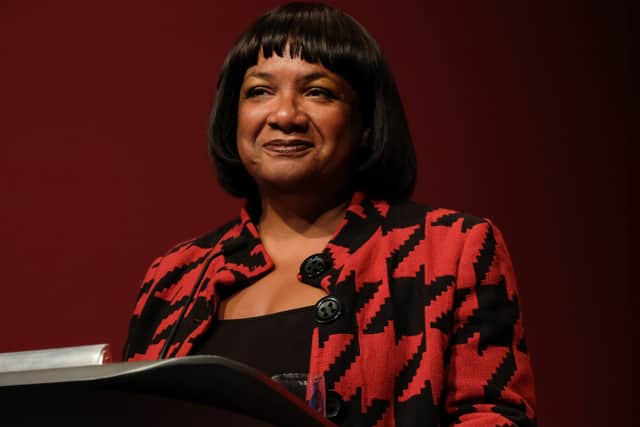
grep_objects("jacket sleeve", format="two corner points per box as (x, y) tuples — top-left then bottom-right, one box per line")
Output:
(444, 221), (536, 426)
(121, 255), (164, 361)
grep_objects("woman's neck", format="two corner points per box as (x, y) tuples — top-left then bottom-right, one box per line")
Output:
(257, 191), (352, 241)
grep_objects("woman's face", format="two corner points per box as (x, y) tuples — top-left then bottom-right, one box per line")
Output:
(236, 52), (364, 195)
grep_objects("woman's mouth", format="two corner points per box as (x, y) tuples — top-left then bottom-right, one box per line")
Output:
(262, 139), (314, 155)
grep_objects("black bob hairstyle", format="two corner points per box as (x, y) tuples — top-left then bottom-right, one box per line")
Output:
(209, 2), (416, 202)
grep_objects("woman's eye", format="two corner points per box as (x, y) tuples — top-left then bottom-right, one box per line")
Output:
(306, 87), (337, 99)
(244, 87), (270, 98)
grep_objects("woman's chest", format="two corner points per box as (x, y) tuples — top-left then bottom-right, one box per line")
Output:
(217, 263), (328, 319)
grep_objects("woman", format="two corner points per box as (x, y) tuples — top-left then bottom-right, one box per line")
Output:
(124, 3), (536, 426)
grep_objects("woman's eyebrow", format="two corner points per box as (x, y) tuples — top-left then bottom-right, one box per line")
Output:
(298, 72), (331, 84)
(243, 70), (335, 85)
(244, 71), (273, 81)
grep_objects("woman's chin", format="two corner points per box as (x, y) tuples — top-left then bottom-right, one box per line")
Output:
(255, 172), (324, 195)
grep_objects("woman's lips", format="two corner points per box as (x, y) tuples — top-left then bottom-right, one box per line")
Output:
(262, 139), (314, 155)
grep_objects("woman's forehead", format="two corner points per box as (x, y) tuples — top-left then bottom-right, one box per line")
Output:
(243, 52), (343, 84)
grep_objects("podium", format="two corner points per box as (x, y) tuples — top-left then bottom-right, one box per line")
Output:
(0, 355), (336, 426)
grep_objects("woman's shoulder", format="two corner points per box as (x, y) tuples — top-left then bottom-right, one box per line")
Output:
(374, 199), (513, 286)
(351, 198), (502, 261)
(378, 198), (492, 233)
(154, 216), (245, 264)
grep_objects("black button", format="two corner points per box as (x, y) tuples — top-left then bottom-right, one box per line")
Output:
(314, 296), (342, 324)
(300, 253), (331, 279)
(326, 390), (344, 420)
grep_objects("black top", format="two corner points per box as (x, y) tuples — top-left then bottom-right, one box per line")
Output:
(191, 305), (315, 377)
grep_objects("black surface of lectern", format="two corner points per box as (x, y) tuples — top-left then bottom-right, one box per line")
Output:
(0, 355), (335, 427)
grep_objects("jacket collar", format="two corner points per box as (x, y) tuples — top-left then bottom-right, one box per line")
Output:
(216, 192), (389, 293)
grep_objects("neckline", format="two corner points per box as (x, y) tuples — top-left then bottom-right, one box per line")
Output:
(217, 305), (315, 322)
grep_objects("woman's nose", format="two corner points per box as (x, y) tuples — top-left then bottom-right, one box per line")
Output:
(266, 93), (309, 133)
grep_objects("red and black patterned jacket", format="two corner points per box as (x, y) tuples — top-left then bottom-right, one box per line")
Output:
(124, 193), (536, 426)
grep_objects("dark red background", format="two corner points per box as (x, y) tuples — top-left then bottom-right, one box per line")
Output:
(0, 1), (631, 425)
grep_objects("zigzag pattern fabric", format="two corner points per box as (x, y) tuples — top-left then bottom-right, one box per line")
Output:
(125, 192), (536, 426)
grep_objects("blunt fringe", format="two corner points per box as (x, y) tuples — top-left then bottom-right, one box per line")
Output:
(209, 2), (416, 202)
